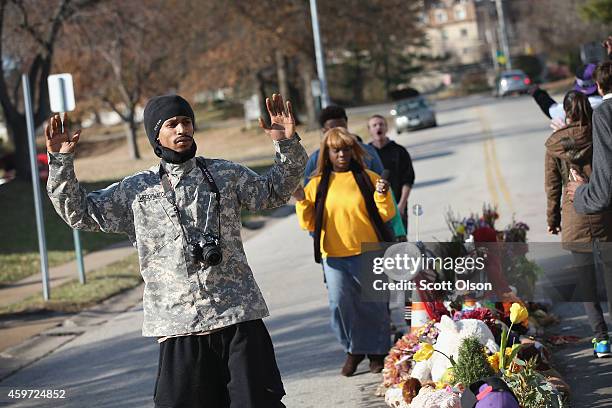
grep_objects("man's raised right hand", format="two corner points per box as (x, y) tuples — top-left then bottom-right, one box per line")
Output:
(45, 113), (81, 154)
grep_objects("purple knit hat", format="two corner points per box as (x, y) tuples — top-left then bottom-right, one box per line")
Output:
(474, 384), (520, 408)
(574, 64), (598, 95)
(461, 377), (520, 408)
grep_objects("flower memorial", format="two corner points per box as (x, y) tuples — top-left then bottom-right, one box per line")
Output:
(380, 302), (567, 407)
(378, 205), (568, 407)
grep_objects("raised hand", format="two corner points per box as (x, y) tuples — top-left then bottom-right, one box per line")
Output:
(258, 93), (295, 141)
(45, 112), (81, 154)
(549, 118), (567, 132)
(375, 178), (390, 194)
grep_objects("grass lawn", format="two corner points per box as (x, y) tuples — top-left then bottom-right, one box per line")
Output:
(0, 253), (141, 315)
(0, 179), (125, 284)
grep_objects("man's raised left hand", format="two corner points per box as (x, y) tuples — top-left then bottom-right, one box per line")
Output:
(259, 93), (295, 141)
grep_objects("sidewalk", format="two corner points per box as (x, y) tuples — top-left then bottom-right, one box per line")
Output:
(0, 241), (136, 353)
(548, 303), (612, 407)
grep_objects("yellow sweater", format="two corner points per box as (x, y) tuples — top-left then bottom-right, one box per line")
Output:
(296, 169), (396, 258)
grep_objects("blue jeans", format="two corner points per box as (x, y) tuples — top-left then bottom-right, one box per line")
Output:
(323, 255), (390, 355)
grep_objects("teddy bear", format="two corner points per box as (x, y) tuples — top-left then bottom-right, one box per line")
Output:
(411, 315), (499, 382)
(384, 378), (422, 408)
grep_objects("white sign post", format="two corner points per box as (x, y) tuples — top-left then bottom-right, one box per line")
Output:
(47, 73), (86, 284)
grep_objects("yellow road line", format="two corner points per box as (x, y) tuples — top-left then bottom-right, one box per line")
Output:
(477, 108), (514, 212)
(488, 137), (515, 212)
(483, 138), (500, 206)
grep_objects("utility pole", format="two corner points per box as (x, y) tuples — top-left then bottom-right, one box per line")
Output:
(23, 74), (50, 301)
(495, 0), (512, 70)
(309, 0), (330, 108)
(485, 29), (499, 70)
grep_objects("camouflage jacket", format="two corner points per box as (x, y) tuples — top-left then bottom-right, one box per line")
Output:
(47, 136), (307, 336)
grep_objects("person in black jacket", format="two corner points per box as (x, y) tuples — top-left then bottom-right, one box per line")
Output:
(567, 60), (612, 357)
(367, 115), (415, 229)
(568, 62), (612, 216)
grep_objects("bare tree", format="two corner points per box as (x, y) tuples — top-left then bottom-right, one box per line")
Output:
(0, 0), (101, 179)
(509, 0), (609, 69)
(59, 0), (187, 159)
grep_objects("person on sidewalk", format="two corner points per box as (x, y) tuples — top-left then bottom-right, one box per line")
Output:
(531, 37), (611, 130)
(299, 105), (405, 240)
(294, 127), (396, 376)
(302, 105), (384, 185)
(45, 94), (308, 407)
(531, 64), (603, 123)
(367, 114), (415, 230)
(544, 90), (612, 358)
(567, 61), (612, 358)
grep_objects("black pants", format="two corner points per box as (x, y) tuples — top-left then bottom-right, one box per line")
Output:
(571, 249), (612, 341)
(153, 319), (285, 408)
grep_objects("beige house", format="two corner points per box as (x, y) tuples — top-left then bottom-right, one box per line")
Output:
(422, 0), (486, 65)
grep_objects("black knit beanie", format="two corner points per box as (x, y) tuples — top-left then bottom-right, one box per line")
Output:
(143, 95), (197, 163)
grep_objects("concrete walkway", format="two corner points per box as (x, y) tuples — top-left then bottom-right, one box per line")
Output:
(0, 241), (136, 353)
(548, 303), (612, 408)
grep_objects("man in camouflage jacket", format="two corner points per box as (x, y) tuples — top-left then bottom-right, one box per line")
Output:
(45, 94), (307, 408)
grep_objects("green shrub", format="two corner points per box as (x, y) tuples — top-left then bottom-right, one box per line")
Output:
(453, 336), (495, 386)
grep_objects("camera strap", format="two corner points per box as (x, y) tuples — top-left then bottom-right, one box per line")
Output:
(158, 158), (222, 241)
(195, 157), (221, 240)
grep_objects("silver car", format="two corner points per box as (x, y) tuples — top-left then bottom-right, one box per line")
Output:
(390, 96), (437, 133)
(495, 70), (532, 97)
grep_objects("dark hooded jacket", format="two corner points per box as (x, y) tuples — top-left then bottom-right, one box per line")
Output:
(545, 123), (612, 251)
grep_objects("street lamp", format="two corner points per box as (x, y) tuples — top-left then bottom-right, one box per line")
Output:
(495, 0), (512, 70)
(309, 0), (331, 108)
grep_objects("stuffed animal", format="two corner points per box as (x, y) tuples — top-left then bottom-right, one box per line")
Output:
(411, 315), (499, 382)
(402, 378), (422, 403)
(384, 378), (424, 408)
(384, 386), (409, 408)
(409, 385), (461, 408)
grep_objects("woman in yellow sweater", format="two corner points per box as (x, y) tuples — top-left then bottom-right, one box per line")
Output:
(295, 127), (396, 376)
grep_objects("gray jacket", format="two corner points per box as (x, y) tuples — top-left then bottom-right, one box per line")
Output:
(575, 98), (612, 214)
(47, 136), (307, 336)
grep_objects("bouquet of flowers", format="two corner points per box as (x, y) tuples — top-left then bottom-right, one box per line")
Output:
(500, 218), (541, 299)
(503, 218), (530, 243)
(383, 321), (440, 387)
(445, 204), (499, 243)
(383, 334), (420, 387)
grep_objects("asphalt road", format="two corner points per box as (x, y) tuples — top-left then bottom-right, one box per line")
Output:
(1, 94), (610, 407)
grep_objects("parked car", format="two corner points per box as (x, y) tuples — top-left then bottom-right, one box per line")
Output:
(494, 69), (532, 97)
(390, 96), (437, 133)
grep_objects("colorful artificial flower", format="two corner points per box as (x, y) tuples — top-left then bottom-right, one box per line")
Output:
(488, 353), (500, 371)
(413, 343), (434, 362)
(509, 303), (529, 324)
